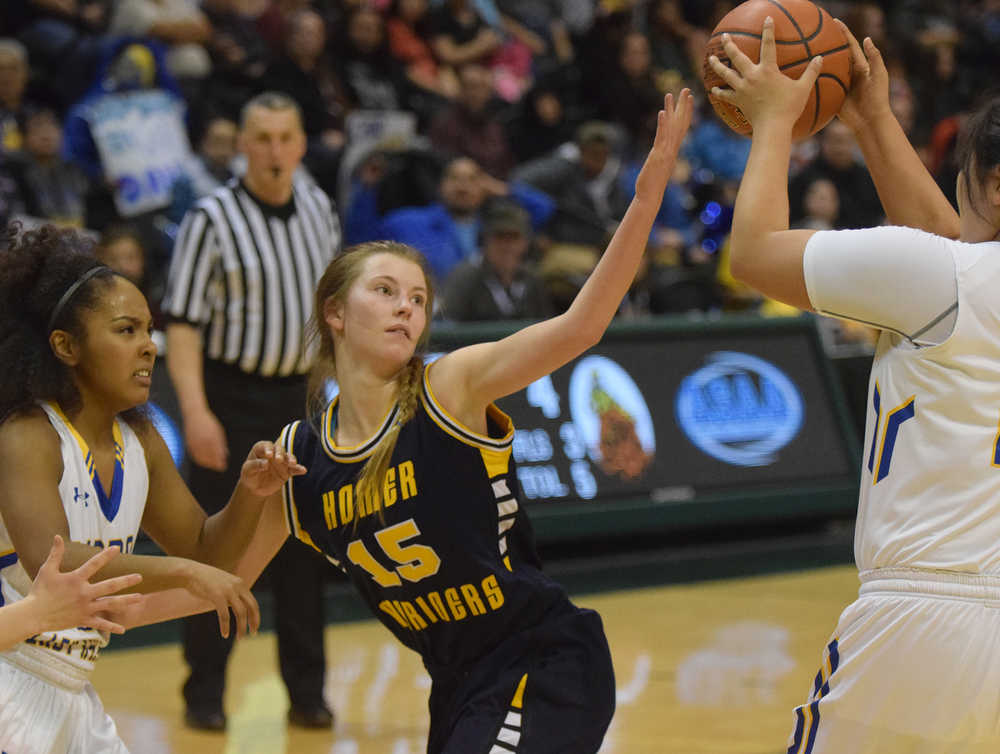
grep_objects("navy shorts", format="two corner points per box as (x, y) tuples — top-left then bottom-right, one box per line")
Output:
(426, 606), (615, 754)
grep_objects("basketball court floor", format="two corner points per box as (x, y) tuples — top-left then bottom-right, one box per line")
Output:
(91, 562), (860, 754)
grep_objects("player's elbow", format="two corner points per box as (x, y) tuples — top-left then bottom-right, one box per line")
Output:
(728, 239), (757, 286)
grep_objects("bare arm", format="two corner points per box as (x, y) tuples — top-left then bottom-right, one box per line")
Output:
(110, 496), (290, 630)
(166, 322), (227, 471)
(834, 20), (960, 238)
(708, 21), (822, 308)
(429, 91), (694, 425)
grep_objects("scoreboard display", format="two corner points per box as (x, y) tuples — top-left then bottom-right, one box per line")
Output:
(432, 315), (861, 541)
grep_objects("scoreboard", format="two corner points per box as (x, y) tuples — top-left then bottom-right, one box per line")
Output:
(432, 315), (861, 542)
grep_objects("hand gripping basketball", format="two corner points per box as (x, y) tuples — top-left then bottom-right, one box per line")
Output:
(702, 0), (851, 140)
(708, 16), (825, 137)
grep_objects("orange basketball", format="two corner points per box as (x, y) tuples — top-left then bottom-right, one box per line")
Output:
(702, 0), (851, 141)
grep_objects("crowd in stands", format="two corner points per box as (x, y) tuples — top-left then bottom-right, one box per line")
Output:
(2, 0), (998, 327)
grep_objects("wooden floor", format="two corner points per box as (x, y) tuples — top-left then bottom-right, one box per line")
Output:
(91, 565), (860, 754)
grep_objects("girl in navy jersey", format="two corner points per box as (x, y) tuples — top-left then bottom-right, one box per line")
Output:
(203, 89), (693, 754)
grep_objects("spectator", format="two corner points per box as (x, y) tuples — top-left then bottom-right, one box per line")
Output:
(494, 0), (574, 71)
(108, 0), (214, 80)
(513, 120), (629, 250)
(503, 74), (577, 163)
(7, 2), (108, 108)
(428, 62), (514, 179)
(262, 9), (345, 192)
(442, 200), (551, 321)
(386, 0), (460, 101)
(428, 0), (503, 72)
(92, 222), (164, 326)
(645, 0), (698, 86)
(0, 40), (30, 153)
(197, 0), (272, 119)
(596, 30), (664, 150)
(683, 98), (752, 183)
(62, 39), (195, 227)
(4, 106), (89, 227)
(795, 177), (839, 231)
(350, 154), (554, 283)
(334, 6), (411, 113)
(789, 119), (884, 229)
(169, 114), (238, 221)
(94, 223), (147, 288)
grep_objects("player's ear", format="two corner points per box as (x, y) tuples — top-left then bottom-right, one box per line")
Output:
(49, 329), (81, 366)
(323, 296), (344, 335)
(987, 164), (1000, 209)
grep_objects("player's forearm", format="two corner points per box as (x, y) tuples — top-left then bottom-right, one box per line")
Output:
(850, 111), (960, 237)
(565, 195), (661, 344)
(165, 324), (209, 417)
(54, 542), (203, 595)
(0, 598), (48, 649)
(114, 588), (214, 630)
(730, 120), (794, 277)
(196, 488), (273, 571)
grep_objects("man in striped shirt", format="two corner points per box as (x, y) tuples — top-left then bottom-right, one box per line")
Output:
(162, 91), (340, 732)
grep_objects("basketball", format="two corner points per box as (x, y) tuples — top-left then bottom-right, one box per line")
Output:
(702, 0), (851, 141)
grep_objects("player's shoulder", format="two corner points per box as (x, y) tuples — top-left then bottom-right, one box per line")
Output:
(0, 407), (62, 470)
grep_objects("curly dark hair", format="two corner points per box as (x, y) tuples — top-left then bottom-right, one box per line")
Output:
(0, 223), (126, 424)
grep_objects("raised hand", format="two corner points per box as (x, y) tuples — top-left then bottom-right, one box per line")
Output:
(238, 440), (307, 498)
(634, 88), (695, 202)
(183, 560), (261, 639)
(707, 17), (823, 131)
(833, 19), (892, 133)
(28, 535), (143, 635)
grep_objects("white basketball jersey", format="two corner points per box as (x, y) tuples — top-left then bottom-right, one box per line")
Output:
(855, 238), (1000, 572)
(0, 402), (148, 675)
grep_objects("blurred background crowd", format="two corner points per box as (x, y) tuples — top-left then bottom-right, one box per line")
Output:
(1, 0), (997, 331)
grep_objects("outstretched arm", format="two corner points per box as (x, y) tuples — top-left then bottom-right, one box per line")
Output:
(108, 495), (290, 632)
(429, 90), (694, 422)
(834, 20), (960, 238)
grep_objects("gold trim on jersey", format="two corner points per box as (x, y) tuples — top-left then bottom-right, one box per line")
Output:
(321, 396), (400, 463)
(279, 420), (324, 556)
(420, 363), (515, 452)
(50, 402), (126, 521)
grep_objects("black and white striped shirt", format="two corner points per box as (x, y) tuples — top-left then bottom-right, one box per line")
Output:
(162, 176), (340, 378)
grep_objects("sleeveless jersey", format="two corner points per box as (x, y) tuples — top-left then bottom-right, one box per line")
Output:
(0, 402), (149, 675)
(279, 365), (568, 674)
(851, 236), (1000, 572)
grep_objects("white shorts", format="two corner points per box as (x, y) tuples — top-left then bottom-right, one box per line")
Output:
(786, 568), (1000, 754)
(0, 654), (128, 754)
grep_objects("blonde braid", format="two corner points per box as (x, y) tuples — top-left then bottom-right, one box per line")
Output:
(353, 356), (425, 524)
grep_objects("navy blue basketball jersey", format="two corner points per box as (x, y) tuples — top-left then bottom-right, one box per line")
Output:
(278, 364), (569, 672)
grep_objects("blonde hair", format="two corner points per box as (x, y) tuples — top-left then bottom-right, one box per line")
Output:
(306, 241), (435, 524)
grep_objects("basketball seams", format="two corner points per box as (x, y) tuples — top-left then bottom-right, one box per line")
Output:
(765, 0), (812, 57)
(703, 0), (850, 140)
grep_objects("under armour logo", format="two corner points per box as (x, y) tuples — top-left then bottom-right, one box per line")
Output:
(73, 487), (90, 506)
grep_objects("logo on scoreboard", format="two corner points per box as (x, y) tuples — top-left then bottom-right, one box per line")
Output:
(674, 351), (803, 467)
(568, 355), (655, 480)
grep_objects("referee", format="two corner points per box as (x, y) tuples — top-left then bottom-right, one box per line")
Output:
(162, 92), (339, 731)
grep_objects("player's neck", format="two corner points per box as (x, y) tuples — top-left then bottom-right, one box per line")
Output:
(62, 400), (119, 451)
(334, 372), (400, 447)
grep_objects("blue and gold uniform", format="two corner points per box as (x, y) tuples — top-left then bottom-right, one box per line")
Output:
(279, 364), (615, 753)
